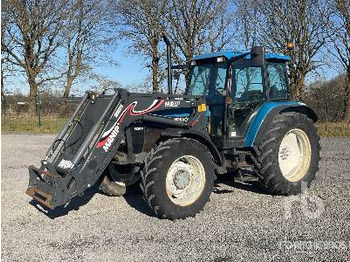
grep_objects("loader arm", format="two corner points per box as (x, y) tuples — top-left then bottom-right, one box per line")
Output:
(26, 89), (207, 209)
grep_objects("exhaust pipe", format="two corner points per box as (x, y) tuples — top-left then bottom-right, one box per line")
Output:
(163, 34), (172, 95)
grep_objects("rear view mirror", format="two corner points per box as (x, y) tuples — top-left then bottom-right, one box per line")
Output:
(250, 46), (266, 67)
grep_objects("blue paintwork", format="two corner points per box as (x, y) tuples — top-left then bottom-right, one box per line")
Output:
(155, 108), (191, 118)
(266, 53), (291, 61)
(193, 51), (291, 62)
(244, 101), (302, 147)
(158, 112), (191, 118)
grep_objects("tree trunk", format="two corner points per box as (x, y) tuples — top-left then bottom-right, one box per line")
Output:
(296, 75), (306, 101)
(289, 70), (298, 100)
(60, 77), (74, 116)
(184, 54), (193, 90)
(151, 55), (160, 93)
(149, 39), (160, 93)
(28, 76), (38, 117)
(343, 69), (350, 122)
(289, 69), (305, 101)
(1, 65), (5, 104)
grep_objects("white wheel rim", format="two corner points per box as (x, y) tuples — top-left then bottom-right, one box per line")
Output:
(278, 128), (312, 182)
(166, 155), (206, 206)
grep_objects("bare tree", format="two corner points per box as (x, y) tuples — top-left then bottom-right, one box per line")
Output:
(259, 0), (331, 100)
(115, 0), (167, 93)
(165, 0), (230, 87)
(1, 0), (68, 115)
(89, 72), (122, 92)
(327, 0), (350, 121)
(305, 74), (347, 122)
(234, 0), (262, 49)
(197, 3), (234, 53)
(60, 0), (115, 113)
(1, 12), (9, 103)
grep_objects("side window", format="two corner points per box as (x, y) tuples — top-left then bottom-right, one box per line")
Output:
(215, 66), (226, 92)
(234, 66), (264, 101)
(267, 63), (288, 99)
(189, 65), (212, 96)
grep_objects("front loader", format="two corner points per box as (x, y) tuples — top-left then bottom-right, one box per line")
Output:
(26, 40), (320, 219)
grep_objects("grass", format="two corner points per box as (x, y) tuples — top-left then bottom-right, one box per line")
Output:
(1, 116), (350, 137)
(1, 116), (68, 134)
(316, 122), (350, 137)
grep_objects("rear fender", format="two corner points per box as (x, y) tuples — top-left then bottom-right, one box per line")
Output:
(245, 101), (317, 147)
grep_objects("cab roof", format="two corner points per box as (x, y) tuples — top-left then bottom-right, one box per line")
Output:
(193, 51), (291, 62)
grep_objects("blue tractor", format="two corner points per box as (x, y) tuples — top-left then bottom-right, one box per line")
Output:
(26, 42), (320, 219)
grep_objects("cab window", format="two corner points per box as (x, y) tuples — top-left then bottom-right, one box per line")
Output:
(188, 65), (212, 96)
(213, 66), (226, 94)
(233, 66), (264, 102)
(267, 63), (288, 99)
(187, 64), (227, 96)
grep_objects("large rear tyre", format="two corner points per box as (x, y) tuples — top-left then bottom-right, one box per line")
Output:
(256, 113), (320, 195)
(140, 138), (215, 219)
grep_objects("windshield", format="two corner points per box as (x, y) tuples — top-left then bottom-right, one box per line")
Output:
(186, 63), (227, 96)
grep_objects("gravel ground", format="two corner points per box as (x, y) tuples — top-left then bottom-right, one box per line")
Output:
(1, 134), (350, 261)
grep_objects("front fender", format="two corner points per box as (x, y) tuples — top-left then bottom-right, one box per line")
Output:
(244, 101), (317, 147)
(161, 130), (223, 166)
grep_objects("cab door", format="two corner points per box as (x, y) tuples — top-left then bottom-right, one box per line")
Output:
(206, 64), (227, 142)
(185, 62), (227, 144)
(226, 63), (266, 142)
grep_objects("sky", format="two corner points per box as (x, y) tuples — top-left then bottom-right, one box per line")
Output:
(93, 42), (149, 87)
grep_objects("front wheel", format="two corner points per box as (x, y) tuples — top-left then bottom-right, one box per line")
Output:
(256, 112), (320, 195)
(140, 138), (215, 219)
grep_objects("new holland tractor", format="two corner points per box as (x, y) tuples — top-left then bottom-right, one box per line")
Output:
(26, 39), (320, 219)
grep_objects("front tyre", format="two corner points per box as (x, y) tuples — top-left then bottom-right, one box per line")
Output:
(141, 138), (215, 219)
(257, 113), (320, 195)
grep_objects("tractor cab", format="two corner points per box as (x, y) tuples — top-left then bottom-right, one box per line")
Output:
(185, 48), (291, 147)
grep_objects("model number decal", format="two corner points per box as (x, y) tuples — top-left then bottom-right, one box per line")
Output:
(174, 117), (188, 122)
(165, 101), (180, 108)
(58, 159), (74, 169)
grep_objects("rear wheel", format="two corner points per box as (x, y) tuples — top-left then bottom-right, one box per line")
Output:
(141, 138), (215, 219)
(256, 113), (320, 195)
